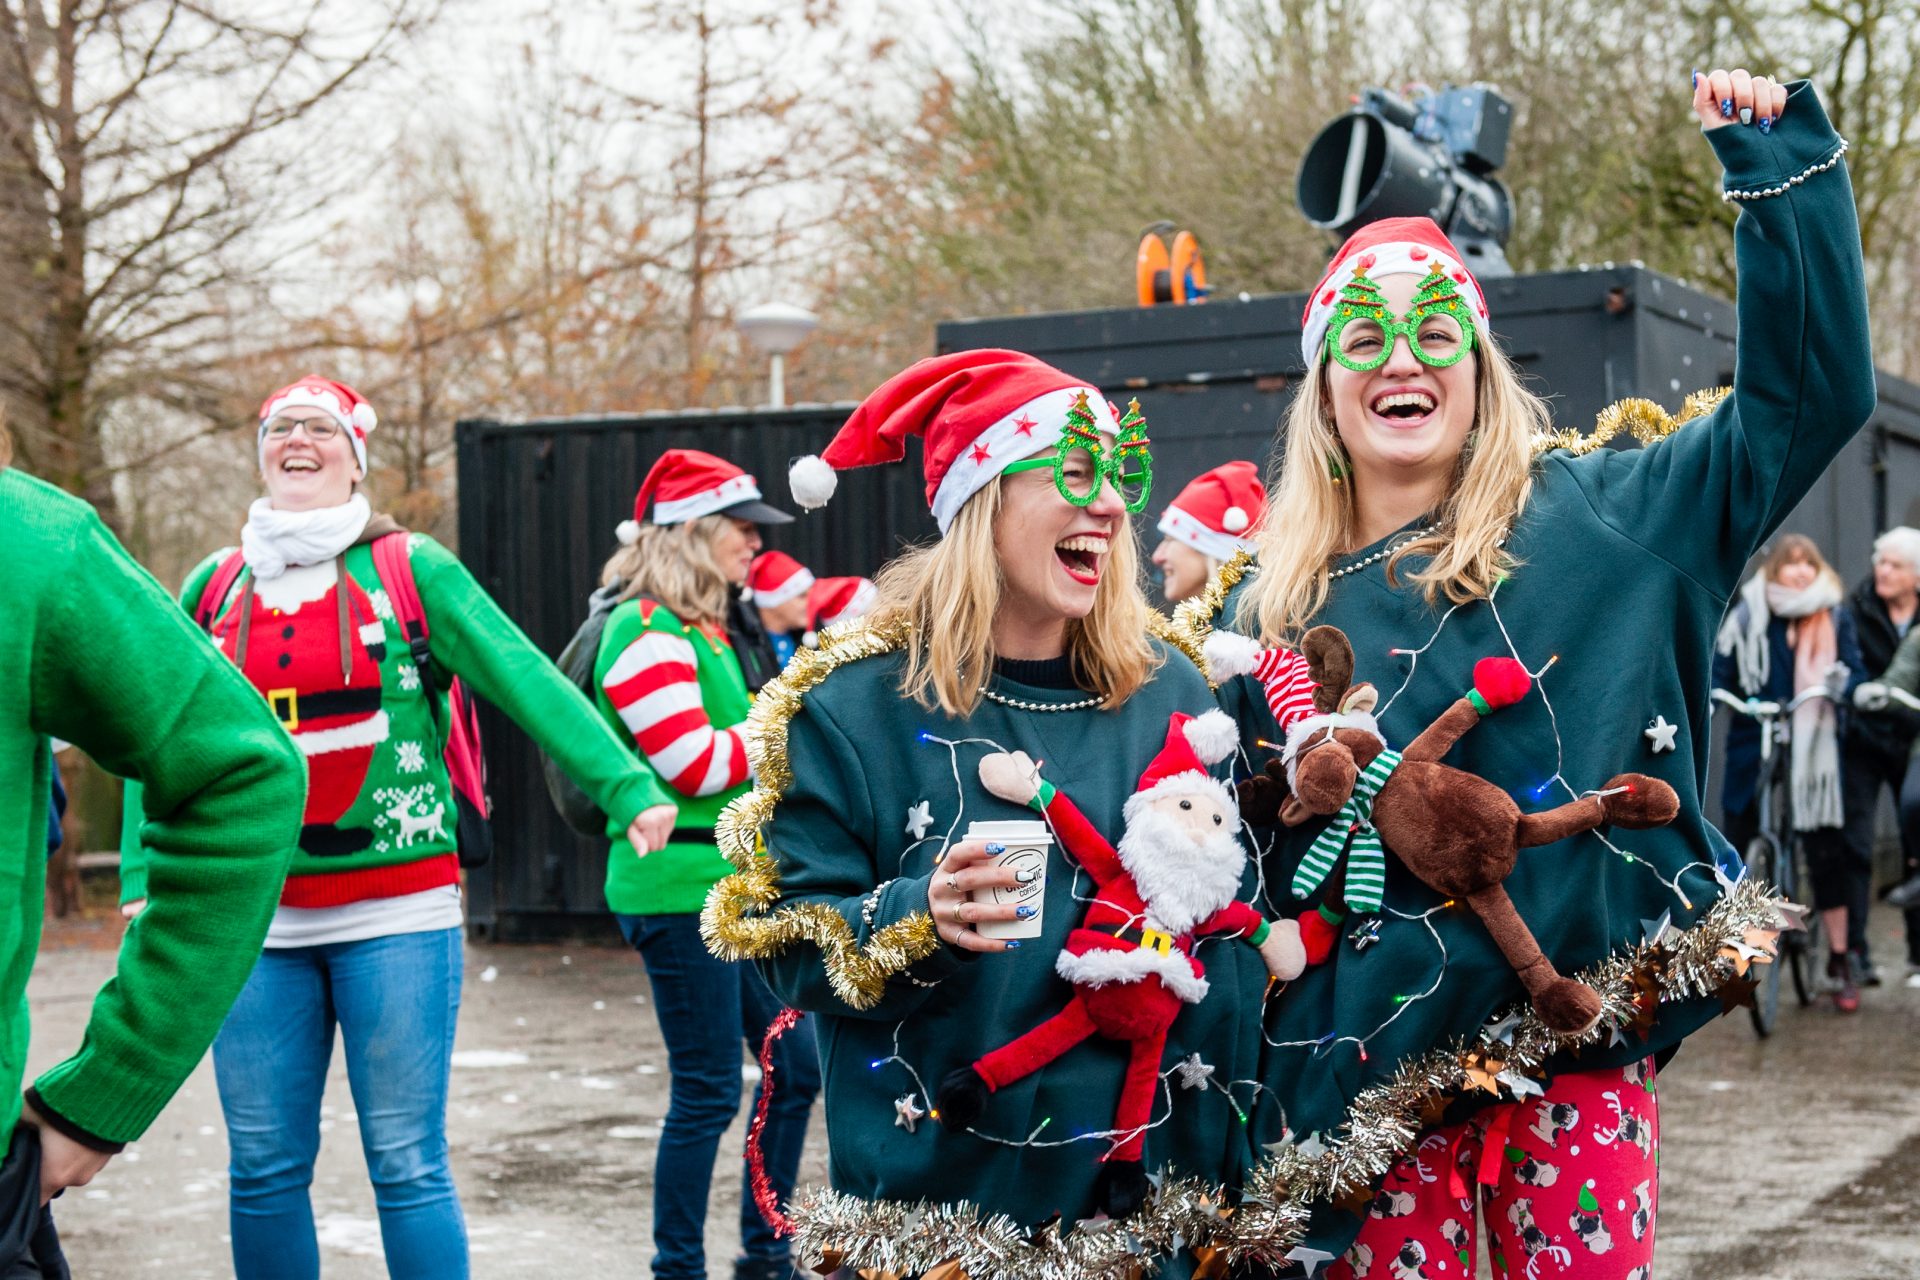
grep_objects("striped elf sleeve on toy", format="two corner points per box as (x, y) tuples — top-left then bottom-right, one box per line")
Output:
(601, 623), (751, 797)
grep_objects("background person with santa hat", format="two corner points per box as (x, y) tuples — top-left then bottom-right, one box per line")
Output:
(747, 550), (815, 667)
(1182, 69), (1874, 1272)
(121, 375), (678, 1280)
(800, 574), (877, 647)
(1151, 460), (1265, 605)
(589, 448), (820, 1280)
(702, 349), (1269, 1276)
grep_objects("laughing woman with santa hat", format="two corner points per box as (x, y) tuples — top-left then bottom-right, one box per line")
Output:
(702, 351), (1287, 1277)
(121, 376), (678, 1280)
(1183, 71), (1875, 1271)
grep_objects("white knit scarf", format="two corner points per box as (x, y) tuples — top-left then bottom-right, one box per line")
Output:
(240, 495), (371, 580)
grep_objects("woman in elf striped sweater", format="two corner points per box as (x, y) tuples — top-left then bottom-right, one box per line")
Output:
(123, 376), (677, 1280)
(592, 448), (820, 1280)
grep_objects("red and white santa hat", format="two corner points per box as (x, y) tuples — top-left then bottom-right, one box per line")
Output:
(1299, 217), (1491, 370)
(259, 375), (378, 472)
(1121, 710), (1241, 825)
(788, 349), (1122, 535)
(619, 448), (793, 544)
(802, 575), (878, 645)
(745, 550), (814, 607)
(1157, 461), (1266, 561)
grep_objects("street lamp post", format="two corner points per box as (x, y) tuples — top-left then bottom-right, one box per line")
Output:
(736, 302), (819, 409)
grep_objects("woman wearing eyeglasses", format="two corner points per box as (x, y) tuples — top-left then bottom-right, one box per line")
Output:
(120, 376), (676, 1280)
(703, 350), (1271, 1275)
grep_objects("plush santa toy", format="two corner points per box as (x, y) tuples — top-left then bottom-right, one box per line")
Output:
(935, 709), (1305, 1217)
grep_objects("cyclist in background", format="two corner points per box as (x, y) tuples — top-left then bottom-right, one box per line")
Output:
(1716, 534), (1863, 1010)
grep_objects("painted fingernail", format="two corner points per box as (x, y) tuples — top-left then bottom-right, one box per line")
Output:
(1721, 98), (1733, 118)
(1759, 116), (1772, 134)
(1739, 106), (1752, 125)
(1015, 869), (1039, 883)
(1691, 69), (1700, 88)
(1016, 905), (1037, 918)
(985, 843), (1005, 854)
(1005, 940), (1022, 949)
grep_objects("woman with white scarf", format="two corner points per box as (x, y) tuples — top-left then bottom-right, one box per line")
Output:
(120, 375), (676, 1279)
(1715, 533), (1864, 1010)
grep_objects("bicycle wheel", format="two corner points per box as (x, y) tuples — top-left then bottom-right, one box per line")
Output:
(1789, 832), (1829, 1006)
(1745, 836), (1783, 1037)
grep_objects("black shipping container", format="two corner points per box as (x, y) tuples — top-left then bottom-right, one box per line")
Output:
(457, 266), (1920, 940)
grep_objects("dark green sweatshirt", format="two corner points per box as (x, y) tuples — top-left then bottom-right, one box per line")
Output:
(1, 470), (305, 1148)
(754, 640), (1263, 1275)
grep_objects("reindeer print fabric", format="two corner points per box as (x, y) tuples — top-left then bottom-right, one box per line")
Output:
(1329, 1059), (1659, 1280)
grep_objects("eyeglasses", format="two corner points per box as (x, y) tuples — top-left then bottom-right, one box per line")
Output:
(1002, 395), (1153, 514)
(1324, 262), (1479, 373)
(263, 415), (342, 441)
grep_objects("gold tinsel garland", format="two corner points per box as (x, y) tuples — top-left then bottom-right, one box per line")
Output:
(773, 875), (1792, 1280)
(700, 616), (943, 1010)
(1532, 386), (1732, 457)
(1170, 550), (1258, 684)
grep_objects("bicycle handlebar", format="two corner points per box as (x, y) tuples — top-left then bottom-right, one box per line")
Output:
(1710, 686), (1837, 719)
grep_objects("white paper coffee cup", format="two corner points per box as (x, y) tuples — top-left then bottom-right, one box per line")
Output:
(963, 819), (1051, 940)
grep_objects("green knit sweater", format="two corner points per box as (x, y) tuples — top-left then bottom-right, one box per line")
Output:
(752, 640), (1264, 1272)
(595, 599), (752, 915)
(1199, 84), (1872, 1256)
(123, 533), (671, 904)
(2, 470), (305, 1148)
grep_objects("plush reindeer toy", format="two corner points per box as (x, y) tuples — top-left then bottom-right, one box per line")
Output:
(1207, 626), (1680, 1035)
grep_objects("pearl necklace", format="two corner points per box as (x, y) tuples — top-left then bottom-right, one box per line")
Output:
(980, 686), (1103, 713)
(1329, 525), (1438, 579)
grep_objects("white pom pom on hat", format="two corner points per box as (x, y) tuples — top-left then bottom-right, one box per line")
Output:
(616, 519), (642, 546)
(1222, 505), (1249, 533)
(788, 455), (839, 510)
(1182, 709), (1239, 766)
(1202, 631), (1262, 681)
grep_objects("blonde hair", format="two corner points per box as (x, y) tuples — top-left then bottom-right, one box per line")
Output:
(1246, 338), (1548, 644)
(872, 475), (1160, 715)
(600, 514), (734, 624)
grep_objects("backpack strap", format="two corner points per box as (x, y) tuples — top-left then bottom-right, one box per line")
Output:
(195, 549), (248, 633)
(370, 530), (445, 717)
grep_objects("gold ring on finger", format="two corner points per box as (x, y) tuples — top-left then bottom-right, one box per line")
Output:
(946, 873), (961, 891)
(950, 902), (968, 926)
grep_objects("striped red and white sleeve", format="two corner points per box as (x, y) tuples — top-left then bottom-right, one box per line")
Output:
(1252, 646), (1317, 729)
(600, 631), (750, 797)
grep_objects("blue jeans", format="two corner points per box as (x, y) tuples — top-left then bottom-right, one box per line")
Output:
(618, 912), (820, 1279)
(213, 927), (466, 1280)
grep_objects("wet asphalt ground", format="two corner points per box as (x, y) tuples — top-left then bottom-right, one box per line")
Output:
(25, 912), (1920, 1279)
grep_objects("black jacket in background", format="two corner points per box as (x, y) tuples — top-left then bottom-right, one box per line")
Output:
(725, 588), (783, 694)
(1844, 574), (1920, 757)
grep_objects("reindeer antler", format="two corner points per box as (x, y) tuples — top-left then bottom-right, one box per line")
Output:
(1300, 625), (1355, 714)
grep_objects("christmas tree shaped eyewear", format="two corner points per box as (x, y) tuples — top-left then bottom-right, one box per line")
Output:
(1325, 263), (1478, 373)
(1001, 393), (1153, 513)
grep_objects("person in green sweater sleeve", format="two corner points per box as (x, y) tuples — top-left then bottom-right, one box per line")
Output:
(1, 429), (305, 1275)
(703, 351), (1272, 1279)
(1177, 69), (1873, 1272)
(589, 448), (820, 1280)
(122, 375), (675, 1280)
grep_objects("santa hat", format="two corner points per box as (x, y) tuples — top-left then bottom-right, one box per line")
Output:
(745, 551), (814, 607)
(1122, 710), (1240, 824)
(618, 448), (793, 544)
(1202, 634), (1386, 791)
(1300, 217), (1491, 370)
(802, 576), (878, 646)
(787, 349), (1122, 535)
(258, 375), (377, 472)
(1157, 461), (1266, 561)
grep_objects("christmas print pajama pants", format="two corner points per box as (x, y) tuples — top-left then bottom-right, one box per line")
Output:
(1328, 1059), (1659, 1280)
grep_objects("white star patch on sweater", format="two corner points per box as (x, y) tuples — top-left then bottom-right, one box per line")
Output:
(904, 801), (934, 840)
(893, 1093), (926, 1133)
(1174, 1053), (1215, 1090)
(1644, 715), (1678, 753)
